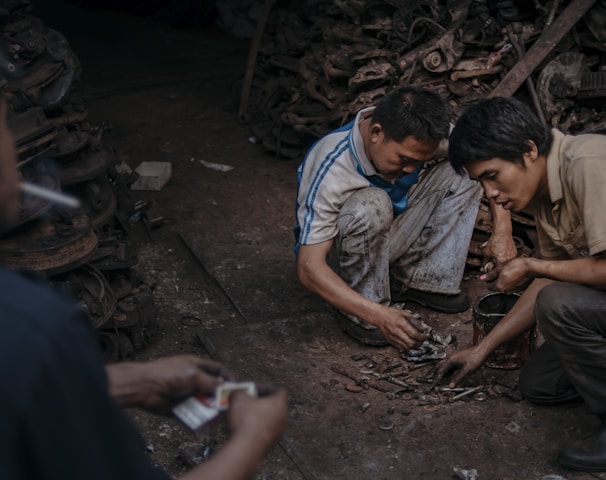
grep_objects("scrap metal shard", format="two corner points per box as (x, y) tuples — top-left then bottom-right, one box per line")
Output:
(488, 0), (599, 98)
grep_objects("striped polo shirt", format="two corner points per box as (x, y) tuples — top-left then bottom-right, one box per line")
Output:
(294, 107), (420, 253)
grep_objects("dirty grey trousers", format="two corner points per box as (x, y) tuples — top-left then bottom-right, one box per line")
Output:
(518, 282), (606, 417)
(334, 161), (482, 323)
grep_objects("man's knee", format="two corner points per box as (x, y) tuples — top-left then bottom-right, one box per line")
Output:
(518, 343), (579, 405)
(535, 283), (579, 339)
(339, 188), (392, 233)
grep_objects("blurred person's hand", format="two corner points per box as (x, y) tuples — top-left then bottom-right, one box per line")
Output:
(107, 355), (234, 414)
(227, 384), (288, 450)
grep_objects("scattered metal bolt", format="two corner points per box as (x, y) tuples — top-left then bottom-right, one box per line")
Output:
(378, 416), (394, 431)
(505, 421), (520, 433)
(452, 467), (478, 480)
(473, 392), (488, 402)
(451, 386), (483, 401)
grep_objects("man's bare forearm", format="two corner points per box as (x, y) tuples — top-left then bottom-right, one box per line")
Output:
(297, 241), (386, 324)
(526, 256), (606, 291)
(106, 362), (150, 408)
(298, 252), (382, 324)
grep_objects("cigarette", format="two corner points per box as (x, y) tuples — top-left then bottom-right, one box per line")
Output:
(20, 181), (81, 209)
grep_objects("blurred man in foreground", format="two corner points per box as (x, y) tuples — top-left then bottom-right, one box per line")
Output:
(0, 96), (288, 480)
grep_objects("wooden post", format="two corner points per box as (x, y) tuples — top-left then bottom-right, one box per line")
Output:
(238, 0), (275, 122)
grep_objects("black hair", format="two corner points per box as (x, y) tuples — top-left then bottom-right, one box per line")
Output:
(449, 97), (552, 175)
(372, 86), (451, 143)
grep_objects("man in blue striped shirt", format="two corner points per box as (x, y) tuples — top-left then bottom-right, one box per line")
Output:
(295, 86), (506, 349)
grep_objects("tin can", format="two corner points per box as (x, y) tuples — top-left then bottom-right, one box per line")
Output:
(472, 292), (530, 369)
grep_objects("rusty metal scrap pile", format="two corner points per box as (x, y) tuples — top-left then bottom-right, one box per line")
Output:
(246, 0), (606, 159)
(0, 0), (156, 361)
(246, 0), (606, 265)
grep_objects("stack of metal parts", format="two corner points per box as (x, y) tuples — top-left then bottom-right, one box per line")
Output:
(0, 1), (156, 361)
(245, 0), (606, 265)
(246, 0), (606, 157)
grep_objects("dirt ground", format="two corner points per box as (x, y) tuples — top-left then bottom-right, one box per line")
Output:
(33, 2), (606, 480)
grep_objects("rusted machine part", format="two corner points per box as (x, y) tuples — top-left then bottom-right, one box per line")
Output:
(325, 24), (382, 47)
(112, 284), (156, 329)
(304, 77), (335, 110)
(3, 13), (43, 33)
(15, 128), (57, 158)
(348, 61), (396, 91)
(58, 144), (116, 186)
(16, 171), (56, 225)
(97, 331), (135, 363)
(473, 202), (494, 233)
(450, 65), (503, 81)
(323, 55), (353, 79)
(421, 30), (464, 73)
(7, 106), (56, 148)
(5, 27), (46, 58)
(488, 0), (598, 98)
(506, 24), (546, 126)
(282, 110), (346, 138)
(391, 7), (410, 42)
(38, 28), (80, 106)
(468, 234), (490, 260)
(6, 104), (88, 164)
(397, 0), (471, 72)
(351, 48), (397, 63)
(347, 87), (387, 114)
(14, 129), (90, 172)
(46, 102), (89, 128)
(52, 129), (90, 157)
(94, 284), (157, 358)
(79, 187), (116, 230)
(49, 263), (117, 329)
(90, 235), (138, 272)
(2, 27), (80, 111)
(281, 110), (346, 132)
(1, 53), (62, 90)
(64, 172), (117, 230)
(105, 273), (139, 300)
(577, 70), (606, 99)
(0, 211), (98, 276)
(536, 52), (587, 126)
(584, 0), (606, 45)
(0, 4), (158, 361)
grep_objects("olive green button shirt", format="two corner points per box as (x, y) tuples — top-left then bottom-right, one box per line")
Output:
(526, 129), (606, 259)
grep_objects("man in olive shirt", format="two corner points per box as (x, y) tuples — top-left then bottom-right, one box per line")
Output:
(436, 97), (606, 472)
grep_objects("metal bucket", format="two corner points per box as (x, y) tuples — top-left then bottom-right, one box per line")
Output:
(472, 292), (531, 369)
